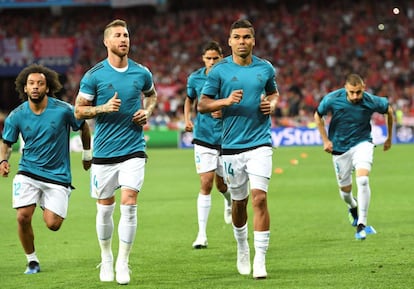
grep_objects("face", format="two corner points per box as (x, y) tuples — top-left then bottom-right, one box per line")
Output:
(24, 73), (48, 104)
(345, 82), (365, 104)
(104, 26), (130, 57)
(202, 50), (222, 73)
(228, 27), (255, 59)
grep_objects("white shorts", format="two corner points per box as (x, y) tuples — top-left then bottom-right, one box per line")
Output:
(91, 157), (146, 199)
(12, 174), (71, 218)
(332, 141), (375, 187)
(221, 146), (273, 201)
(194, 144), (224, 177)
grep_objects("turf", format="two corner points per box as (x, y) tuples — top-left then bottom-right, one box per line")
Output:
(0, 145), (413, 289)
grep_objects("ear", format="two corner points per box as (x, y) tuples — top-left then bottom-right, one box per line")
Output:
(103, 38), (108, 48)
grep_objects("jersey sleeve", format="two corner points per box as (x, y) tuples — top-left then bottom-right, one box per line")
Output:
(264, 62), (277, 93)
(201, 67), (219, 98)
(2, 111), (20, 144)
(141, 65), (154, 94)
(79, 72), (97, 101)
(373, 94), (390, 114)
(186, 74), (197, 100)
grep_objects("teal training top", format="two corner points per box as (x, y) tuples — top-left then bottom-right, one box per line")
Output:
(186, 67), (222, 147)
(3, 98), (84, 184)
(79, 59), (154, 159)
(316, 88), (389, 152)
(202, 55), (277, 151)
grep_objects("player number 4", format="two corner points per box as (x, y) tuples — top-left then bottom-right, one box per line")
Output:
(224, 162), (234, 177)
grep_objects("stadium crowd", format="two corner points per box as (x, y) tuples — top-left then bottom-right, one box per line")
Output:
(0, 0), (414, 130)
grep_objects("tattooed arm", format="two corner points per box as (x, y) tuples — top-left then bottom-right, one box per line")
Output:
(74, 92), (121, 120)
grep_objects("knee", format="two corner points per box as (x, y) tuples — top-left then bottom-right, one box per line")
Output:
(216, 183), (228, 194)
(46, 221), (62, 231)
(44, 215), (64, 231)
(252, 191), (267, 208)
(17, 213), (32, 226)
(356, 176), (369, 187)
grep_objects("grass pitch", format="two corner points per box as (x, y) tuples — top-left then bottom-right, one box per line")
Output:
(0, 145), (413, 289)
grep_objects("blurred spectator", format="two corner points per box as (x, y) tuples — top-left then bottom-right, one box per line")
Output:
(0, 0), (413, 129)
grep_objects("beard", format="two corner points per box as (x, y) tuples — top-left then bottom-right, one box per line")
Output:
(28, 92), (46, 104)
(111, 47), (129, 58)
(350, 98), (362, 104)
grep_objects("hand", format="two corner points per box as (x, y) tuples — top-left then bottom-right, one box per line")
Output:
(185, 120), (194, 132)
(260, 95), (274, 115)
(104, 92), (121, 113)
(323, 141), (333, 153)
(132, 109), (149, 126)
(383, 137), (392, 151)
(227, 89), (243, 106)
(0, 160), (10, 177)
(82, 160), (92, 171)
(211, 110), (222, 119)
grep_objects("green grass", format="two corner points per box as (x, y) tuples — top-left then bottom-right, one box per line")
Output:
(0, 145), (413, 289)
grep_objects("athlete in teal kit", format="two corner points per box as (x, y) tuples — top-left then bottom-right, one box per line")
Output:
(0, 63), (91, 275)
(184, 41), (232, 249)
(314, 73), (393, 240)
(74, 19), (157, 285)
(198, 19), (279, 279)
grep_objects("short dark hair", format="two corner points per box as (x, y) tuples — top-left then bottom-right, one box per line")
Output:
(202, 41), (223, 55)
(346, 74), (364, 86)
(14, 63), (62, 101)
(230, 19), (255, 36)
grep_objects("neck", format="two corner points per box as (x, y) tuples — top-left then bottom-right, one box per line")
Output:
(233, 54), (252, 66)
(29, 97), (48, 115)
(108, 54), (128, 68)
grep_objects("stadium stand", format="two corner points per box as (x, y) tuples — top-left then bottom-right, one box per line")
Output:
(0, 0), (413, 130)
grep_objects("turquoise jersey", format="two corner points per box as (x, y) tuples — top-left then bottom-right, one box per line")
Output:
(79, 59), (153, 159)
(186, 67), (222, 147)
(2, 98), (84, 185)
(202, 55), (277, 151)
(316, 88), (389, 152)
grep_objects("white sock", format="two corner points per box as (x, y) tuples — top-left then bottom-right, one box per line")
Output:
(197, 194), (211, 238)
(26, 252), (39, 263)
(96, 203), (115, 262)
(233, 223), (249, 251)
(339, 190), (357, 208)
(117, 205), (137, 265)
(117, 241), (132, 266)
(254, 231), (270, 265)
(222, 191), (232, 207)
(118, 204), (137, 244)
(356, 176), (371, 226)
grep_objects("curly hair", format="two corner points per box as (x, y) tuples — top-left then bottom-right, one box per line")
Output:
(14, 63), (62, 101)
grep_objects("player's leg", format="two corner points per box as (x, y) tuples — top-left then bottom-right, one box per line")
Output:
(353, 141), (375, 239)
(91, 163), (118, 282)
(96, 199), (115, 281)
(41, 182), (71, 232)
(216, 156), (232, 224)
(12, 175), (41, 274)
(333, 153), (358, 226)
(232, 193), (250, 276)
(247, 146), (272, 279)
(192, 145), (217, 248)
(223, 153), (251, 275)
(115, 157), (145, 285)
(116, 188), (137, 285)
(17, 205), (40, 274)
(193, 170), (214, 248)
